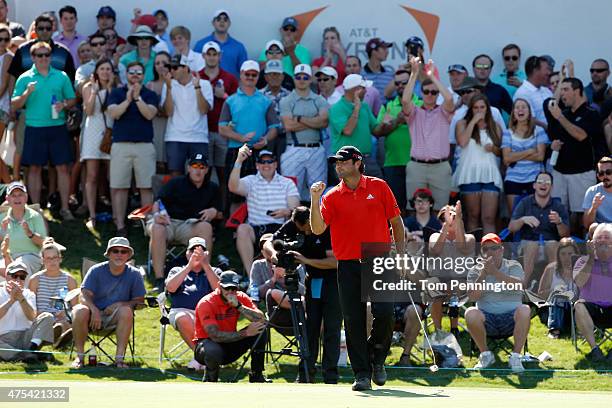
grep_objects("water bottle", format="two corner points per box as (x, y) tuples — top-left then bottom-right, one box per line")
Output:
(50, 95), (59, 119)
(338, 330), (348, 366)
(88, 347), (97, 366)
(249, 282), (259, 302)
(549, 150), (559, 167)
(59, 286), (68, 300)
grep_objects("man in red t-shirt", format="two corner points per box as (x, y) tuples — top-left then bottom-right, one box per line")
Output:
(193, 271), (270, 382)
(310, 145), (405, 391)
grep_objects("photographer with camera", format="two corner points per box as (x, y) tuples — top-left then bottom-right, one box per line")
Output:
(264, 206), (340, 383)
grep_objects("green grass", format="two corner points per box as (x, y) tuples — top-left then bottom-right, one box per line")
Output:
(1, 214), (612, 391)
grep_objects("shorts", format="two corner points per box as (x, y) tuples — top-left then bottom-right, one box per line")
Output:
(459, 182), (500, 194)
(580, 301), (612, 327)
(146, 218), (206, 244)
(168, 308), (195, 330)
(482, 310), (515, 337)
(208, 132), (227, 167)
(99, 306), (121, 329)
(504, 180), (534, 196)
(405, 160), (452, 211)
(165, 141), (208, 172)
(551, 169), (596, 212)
(22, 125), (73, 166)
(250, 223), (281, 242)
(110, 142), (156, 189)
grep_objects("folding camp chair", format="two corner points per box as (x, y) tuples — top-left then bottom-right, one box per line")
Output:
(156, 292), (192, 368)
(571, 302), (612, 352)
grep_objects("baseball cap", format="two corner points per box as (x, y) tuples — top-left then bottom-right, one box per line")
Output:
(97, 6), (116, 19)
(481, 233), (502, 245)
(294, 64), (312, 77)
(366, 38), (392, 53)
(187, 237), (207, 251)
(170, 54), (189, 67)
(448, 64), (468, 74)
(153, 9), (168, 19)
(456, 76), (483, 92)
(281, 17), (298, 29)
(265, 40), (285, 53)
(257, 150), (277, 161)
(343, 74), (372, 90)
(265, 60), (283, 74)
(6, 260), (28, 276)
(328, 146), (363, 163)
(405, 36), (424, 48)
(104, 237), (134, 257)
(219, 271), (240, 289)
(212, 9), (230, 20)
(413, 188), (433, 199)
(132, 14), (157, 29)
(7, 181), (27, 194)
(240, 60), (260, 73)
(315, 66), (338, 79)
(203, 41), (221, 53)
(189, 153), (208, 166)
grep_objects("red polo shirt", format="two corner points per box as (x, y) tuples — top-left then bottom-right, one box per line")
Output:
(193, 288), (257, 342)
(198, 68), (239, 132)
(320, 176), (400, 260)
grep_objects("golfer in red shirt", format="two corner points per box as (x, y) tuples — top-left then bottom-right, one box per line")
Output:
(310, 145), (405, 391)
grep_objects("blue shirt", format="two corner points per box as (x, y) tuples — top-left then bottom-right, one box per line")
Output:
(108, 86), (159, 143)
(492, 70), (527, 98)
(81, 262), (146, 310)
(501, 127), (549, 183)
(166, 267), (217, 310)
(362, 64), (395, 105)
(582, 183), (612, 223)
(218, 88), (279, 149)
(194, 33), (248, 78)
(511, 195), (569, 241)
(484, 80), (513, 116)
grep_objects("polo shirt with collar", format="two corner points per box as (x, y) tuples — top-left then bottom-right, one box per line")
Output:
(362, 63), (394, 105)
(329, 96), (377, 155)
(335, 85), (381, 116)
(13, 66), (76, 127)
(176, 49), (205, 73)
(279, 90), (329, 144)
(156, 174), (221, 220)
(198, 68), (239, 132)
(574, 257), (612, 307)
(483, 80), (513, 115)
(0, 287), (36, 335)
(406, 103), (452, 161)
(194, 288), (257, 341)
(194, 33), (248, 78)
(238, 172), (300, 226)
(493, 69), (527, 98)
(107, 85), (159, 143)
(161, 78), (214, 143)
(53, 31), (87, 68)
(582, 183), (612, 223)
(257, 44), (312, 78)
(118, 49), (157, 84)
(514, 79), (553, 128)
(511, 194), (569, 241)
(166, 266), (217, 310)
(9, 39), (76, 82)
(377, 95), (422, 167)
(321, 175), (400, 260)
(218, 88), (280, 149)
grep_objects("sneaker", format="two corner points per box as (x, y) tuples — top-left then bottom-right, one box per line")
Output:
(508, 352), (524, 373)
(371, 363), (387, 386)
(59, 208), (75, 221)
(351, 377), (371, 391)
(54, 328), (73, 349)
(249, 371), (272, 383)
(151, 278), (165, 294)
(586, 346), (606, 363)
(187, 358), (204, 371)
(203, 366), (219, 382)
(474, 351), (495, 369)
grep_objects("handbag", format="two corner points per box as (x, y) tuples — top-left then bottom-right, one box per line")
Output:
(97, 90), (112, 154)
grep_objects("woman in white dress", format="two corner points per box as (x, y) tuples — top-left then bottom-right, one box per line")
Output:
(454, 94), (503, 233)
(146, 51), (171, 173)
(80, 58), (115, 227)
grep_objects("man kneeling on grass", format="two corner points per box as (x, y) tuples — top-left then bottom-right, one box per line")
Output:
(194, 271), (271, 383)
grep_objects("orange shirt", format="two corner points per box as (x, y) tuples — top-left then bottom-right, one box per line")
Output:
(193, 288), (257, 342)
(320, 176), (400, 260)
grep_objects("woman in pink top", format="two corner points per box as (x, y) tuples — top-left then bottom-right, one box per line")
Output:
(312, 27), (346, 86)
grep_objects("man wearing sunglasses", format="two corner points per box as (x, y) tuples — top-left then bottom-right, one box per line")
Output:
(193, 10), (247, 78)
(583, 157), (612, 227)
(584, 58), (610, 109)
(256, 41), (294, 91)
(162, 54), (213, 177)
(194, 271), (270, 382)
(74, 33), (108, 92)
(279, 64), (329, 201)
(509, 171), (570, 285)
(107, 60), (159, 237)
(0, 260), (54, 362)
(465, 233), (531, 373)
(257, 17), (311, 78)
(492, 44), (526, 99)
(148, 153), (221, 293)
(72, 237), (145, 368)
(472, 54), (512, 116)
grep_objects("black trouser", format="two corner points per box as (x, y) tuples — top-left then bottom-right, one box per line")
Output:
(337, 260), (394, 379)
(194, 330), (268, 373)
(304, 274), (342, 382)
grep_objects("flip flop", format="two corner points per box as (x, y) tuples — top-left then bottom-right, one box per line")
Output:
(71, 358), (84, 369)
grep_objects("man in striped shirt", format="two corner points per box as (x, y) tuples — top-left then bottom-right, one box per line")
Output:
(228, 146), (300, 274)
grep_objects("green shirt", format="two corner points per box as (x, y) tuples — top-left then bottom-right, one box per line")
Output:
(377, 95), (422, 166)
(13, 66), (75, 127)
(258, 44), (311, 77)
(119, 49), (157, 84)
(2, 206), (47, 255)
(329, 97), (377, 154)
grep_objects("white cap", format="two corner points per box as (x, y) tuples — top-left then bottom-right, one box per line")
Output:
(315, 66), (338, 79)
(203, 41), (221, 53)
(265, 40), (285, 53)
(343, 74), (373, 90)
(294, 64), (312, 76)
(212, 9), (230, 20)
(240, 60), (260, 73)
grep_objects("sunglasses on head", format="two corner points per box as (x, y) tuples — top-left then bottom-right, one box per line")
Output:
(504, 55), (519, 61)
(258, 159), (275, 164)
(34, 52), (51, 58)
(127, 70), (143, 75)
(295, 74), (310, 81)
(11, 274), (27, 281)
(598, 169), (612, 177)
(190, 163), (206, 170)
(457, 88), (475, 96)
(110, 248), (131, 255)
(422, 89), (439, 96)
(91, 41), (106, 47)
(317, 77), (331, 82)
(475, 64), (491, 70)
(282, 26), (297, 32)
(36, 26), (53, 32)
(394, 80), (409, 86)
(590, 68), (608, 74)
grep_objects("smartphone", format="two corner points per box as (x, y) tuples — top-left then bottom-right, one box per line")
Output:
(507, 71), (514, 78)
(266, 210), (275, 216)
